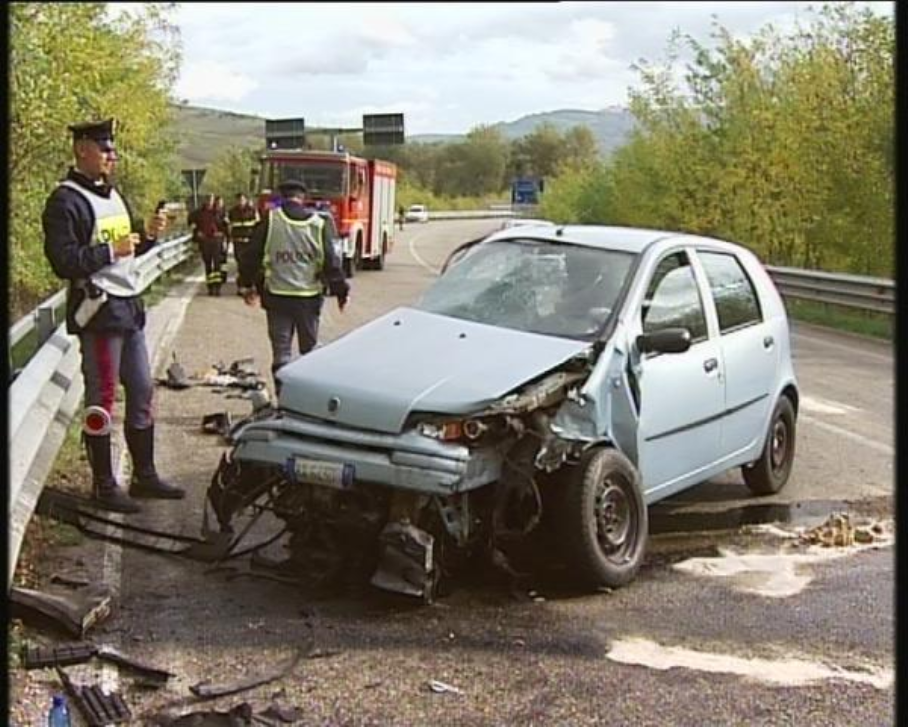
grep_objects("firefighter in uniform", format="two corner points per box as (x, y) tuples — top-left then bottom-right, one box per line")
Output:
(42, 119), (186, 513)
(237, 179), (350, 395)
(227, 192), (259, 295)
(190, 194), (228, 296)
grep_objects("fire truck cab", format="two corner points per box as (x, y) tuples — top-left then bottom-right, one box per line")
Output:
(257, 149), (397, 277)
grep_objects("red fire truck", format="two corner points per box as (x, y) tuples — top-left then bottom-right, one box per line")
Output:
(256, 149), (397, 277)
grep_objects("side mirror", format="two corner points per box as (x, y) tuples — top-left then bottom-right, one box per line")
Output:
(636, 327), (692, 354)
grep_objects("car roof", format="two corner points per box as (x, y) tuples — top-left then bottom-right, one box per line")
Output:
(485, 224), (741, 255)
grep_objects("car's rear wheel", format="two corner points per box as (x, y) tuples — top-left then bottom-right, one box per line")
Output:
(743, 395), (796, 495)
(558, 447), (648, 589)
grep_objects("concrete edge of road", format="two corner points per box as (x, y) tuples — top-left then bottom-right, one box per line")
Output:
(99, 268), (205, 695)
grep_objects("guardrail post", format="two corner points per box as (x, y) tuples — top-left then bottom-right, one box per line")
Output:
(36, 304), (57, 347)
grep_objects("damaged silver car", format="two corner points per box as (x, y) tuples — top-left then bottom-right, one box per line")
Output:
(207, 224), (799, 600)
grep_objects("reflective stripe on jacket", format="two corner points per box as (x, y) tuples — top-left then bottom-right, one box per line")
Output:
(263, 208), (325, 297)
(59, 179), (145, 297)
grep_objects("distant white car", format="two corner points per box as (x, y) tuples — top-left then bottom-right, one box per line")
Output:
(500, 217), (556, 230)
(405, 204), (430, 223)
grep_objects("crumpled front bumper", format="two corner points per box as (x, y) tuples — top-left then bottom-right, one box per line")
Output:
(231, 411), (502, 495)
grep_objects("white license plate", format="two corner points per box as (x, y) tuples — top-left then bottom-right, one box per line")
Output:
(291, 458), (354, 489)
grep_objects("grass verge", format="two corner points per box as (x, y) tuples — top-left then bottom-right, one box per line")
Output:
(785, 299), (893, 341)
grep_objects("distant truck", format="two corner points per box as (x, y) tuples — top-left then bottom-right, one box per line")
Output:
(511, 176), (545, 206)
(256, 148), (397, 277)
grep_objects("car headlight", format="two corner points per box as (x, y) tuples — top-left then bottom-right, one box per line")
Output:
(416, 416), (504, 443)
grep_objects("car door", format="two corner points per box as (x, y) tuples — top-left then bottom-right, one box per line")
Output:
(694, 249), (778, 457)
(633, 250), (725, 498)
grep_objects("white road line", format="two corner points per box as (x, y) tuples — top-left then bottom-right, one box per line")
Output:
(407, 230), (441, 276)
(800, 413), (893, 456)
(792, 331), (893, 365)
(799, 394), (858, 416)
(607, 637), (893, 690)
(99, 275), (202, 693)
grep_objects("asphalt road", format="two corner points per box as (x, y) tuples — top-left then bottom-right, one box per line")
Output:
(10, 219), (895, 726)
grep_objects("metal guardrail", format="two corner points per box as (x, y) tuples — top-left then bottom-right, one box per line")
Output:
(7, 233), (194, 587)
(427, 210), (516, 221)
(765, 265), (895, 316)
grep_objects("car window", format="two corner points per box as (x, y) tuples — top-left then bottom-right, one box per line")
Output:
(641, 252), (709, 342)
(416, 239), (636, 341)
(698, 251), (763, 332)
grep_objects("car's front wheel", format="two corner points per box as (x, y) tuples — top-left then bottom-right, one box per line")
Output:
(558, 447), (648, 589)
(743, 395), (796, 495)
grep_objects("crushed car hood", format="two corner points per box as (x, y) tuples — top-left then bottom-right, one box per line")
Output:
(277, 307), (590, 433)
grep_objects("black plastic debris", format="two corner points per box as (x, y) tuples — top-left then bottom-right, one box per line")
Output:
(23, 641), (173, 686)
(370, 522), (436, 601)
(260, 703), (304, 723)
(158, 352), (192, 389)
(154, 703), (254, 727)
(189, 649), (301, 699)
(57, 666), (132, 725)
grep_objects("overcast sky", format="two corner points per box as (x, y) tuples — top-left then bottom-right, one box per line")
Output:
(162, 1), (893, 135)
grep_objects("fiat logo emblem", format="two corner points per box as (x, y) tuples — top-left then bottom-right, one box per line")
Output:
(327, 396), (340, 413)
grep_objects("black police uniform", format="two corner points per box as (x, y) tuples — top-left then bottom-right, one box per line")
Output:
(42, 119), (185, 512)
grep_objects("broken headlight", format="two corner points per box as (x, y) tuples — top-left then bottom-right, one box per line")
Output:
(415, 416), (508, 444)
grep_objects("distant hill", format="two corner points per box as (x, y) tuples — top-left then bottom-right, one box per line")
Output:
(411, 107), (637, 155)
(169, 104), (636, 168)
(170, 104), (265, 168)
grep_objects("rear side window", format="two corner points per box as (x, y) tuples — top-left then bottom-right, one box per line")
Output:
(641, 252), (709, 342)
(698, 251), (763, 332)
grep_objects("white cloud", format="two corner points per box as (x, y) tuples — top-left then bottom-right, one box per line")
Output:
(175, 61), (259, 104)
(166, 2), (894, 134)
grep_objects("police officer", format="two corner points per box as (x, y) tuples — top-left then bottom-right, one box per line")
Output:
(237, 180), (349, 394)
(42, 119), (185, 513)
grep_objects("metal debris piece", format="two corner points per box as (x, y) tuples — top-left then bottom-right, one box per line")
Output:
(370, 521), (435, 600)
(189, 649), (301, 699)
(427, 679), (464, 695)
(202, 412), (233, 437)
(10, 586), (111, 638)
(260, 704), (304, 723)
(166, 353), (192, 389)
(57, 667), (132, 726)
(96, 644), (174, 685)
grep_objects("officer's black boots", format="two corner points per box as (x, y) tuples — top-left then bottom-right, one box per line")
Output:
(126, 425), (186, 499)
(84, 433), (142, 513)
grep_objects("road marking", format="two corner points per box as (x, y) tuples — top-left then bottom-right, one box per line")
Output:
(799, 394), (858, 416)
(792, 331), (893, 365)
(99, 274), (202, 694)
(799, 414), (893, 455)
(607, 637), (893, 689)
(407, 230), (441, 276)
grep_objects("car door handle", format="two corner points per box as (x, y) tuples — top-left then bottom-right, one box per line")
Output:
(703, 358), (718, 373)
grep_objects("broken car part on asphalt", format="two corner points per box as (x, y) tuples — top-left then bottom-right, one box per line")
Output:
(10, 585), (111, 638)
(56, 666), (132, 726)
(37, 487), (244, 563)
(189, 648), (301, 699)
(24, 641), (174, 685)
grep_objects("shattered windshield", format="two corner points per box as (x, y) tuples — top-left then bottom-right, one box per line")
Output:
(416, 239), (636, 340)
(272, 162), (347, 196)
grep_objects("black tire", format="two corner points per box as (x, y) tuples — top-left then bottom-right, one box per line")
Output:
(354, 234), (364, 271)
(743, 395), (796, 495)
(558, 448), (648, 589)
(343, 256), (355, 279)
